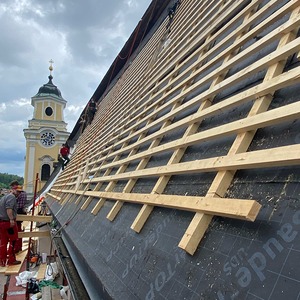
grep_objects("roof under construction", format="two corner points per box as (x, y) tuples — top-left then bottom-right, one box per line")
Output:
(44, 0), (300, 299)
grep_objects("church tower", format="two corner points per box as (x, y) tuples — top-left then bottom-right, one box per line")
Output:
(23, 61), (69, 197)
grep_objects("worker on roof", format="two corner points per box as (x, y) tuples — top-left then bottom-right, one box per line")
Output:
(58, 143), (70, 170)
(87, 98), (97, 125)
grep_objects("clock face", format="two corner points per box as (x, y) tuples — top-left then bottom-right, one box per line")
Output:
(40, 132), (55, 147)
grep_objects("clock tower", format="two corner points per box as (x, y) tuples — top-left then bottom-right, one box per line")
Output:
(23, 61), (69, 197)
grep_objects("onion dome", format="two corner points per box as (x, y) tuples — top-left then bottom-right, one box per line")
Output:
(34, 60), (64, 99)
(36, 74), (62, 97)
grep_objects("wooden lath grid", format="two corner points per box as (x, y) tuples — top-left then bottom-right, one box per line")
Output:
(59, 0), (232, 177)
(52, 1), (298, 183)
(48, 0), (300, 255)
(57, 0), (266, 180)
(83, 0), (300, 172)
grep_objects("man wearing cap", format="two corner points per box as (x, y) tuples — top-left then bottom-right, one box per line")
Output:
(10, 181), (27, 252)
(0, 187), (21, 266)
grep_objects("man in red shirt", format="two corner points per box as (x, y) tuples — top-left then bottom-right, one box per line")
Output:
(59, 143), (70, 170)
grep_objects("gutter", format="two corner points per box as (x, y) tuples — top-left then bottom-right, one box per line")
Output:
(51, 226), (113, 300)
(51, 232), (91, 300)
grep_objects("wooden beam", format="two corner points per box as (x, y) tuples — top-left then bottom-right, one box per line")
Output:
(36, 263), (47, 280)
(5, 250), (28, 275)
(81, 191), (261, 221)
(84, 144), (300, 182)
(47, 192), (61, 202)
(19, 231), (50, 238)
(92, 99), (300, 172)
(16, 215), (52, 222)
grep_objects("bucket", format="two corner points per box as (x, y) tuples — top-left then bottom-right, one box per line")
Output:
(41, 253), (47, 264)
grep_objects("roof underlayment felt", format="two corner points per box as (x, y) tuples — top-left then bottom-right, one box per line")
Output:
(45, 0), (300, 299)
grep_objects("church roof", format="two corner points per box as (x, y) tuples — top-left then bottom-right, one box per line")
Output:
(41, 0), (300, 299)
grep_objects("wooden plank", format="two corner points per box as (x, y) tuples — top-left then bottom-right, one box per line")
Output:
(51, 288), (62, 300)
(16, 215), (52, 222)
(18, 231), (50, 238)
(50, 1), (300, 258)
(55, 0), (298, 183)
(42, 286), (51, 300)
(53, 142), (300, 197)
(93, 99), (300, 172)
(82, 144), (300, 182)
(130, 4), (258, 232)
(36, 263), (47, 280)
(5, 250), (27, 275)
(47, 192), (61, 202)
(79, 191), (260, 221)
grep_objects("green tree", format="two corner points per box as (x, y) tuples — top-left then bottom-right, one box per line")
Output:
(0, 173), (24, 189)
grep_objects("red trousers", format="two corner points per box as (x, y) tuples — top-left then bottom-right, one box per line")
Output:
(15, 221), (23, 252)
(0, 220), (18, 265)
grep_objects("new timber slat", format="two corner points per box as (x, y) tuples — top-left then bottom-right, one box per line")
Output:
(82, 191), (261, 221)
(84, 144), (300, 182)
(131, 5), (259, 233)
(16, 215), (52, 222)
(18, 231), (50, 238)
(89, 94), (300, 173)
(52, 143), (300, 198)
(72, 0), (251, 166)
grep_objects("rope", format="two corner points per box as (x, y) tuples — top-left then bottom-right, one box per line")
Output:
(139, 0), (158, 43)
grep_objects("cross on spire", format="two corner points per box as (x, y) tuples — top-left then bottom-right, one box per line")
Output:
(49, 59), (54, 75)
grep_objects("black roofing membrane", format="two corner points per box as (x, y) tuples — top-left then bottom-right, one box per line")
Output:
(48, 162), (300, 299)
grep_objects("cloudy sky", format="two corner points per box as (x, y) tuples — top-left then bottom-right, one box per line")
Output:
(0, 0), (152, 177)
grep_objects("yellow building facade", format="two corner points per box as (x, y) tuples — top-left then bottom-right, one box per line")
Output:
(23, 66), (69, 197)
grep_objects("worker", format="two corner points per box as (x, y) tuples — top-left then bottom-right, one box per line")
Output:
(10, 181), (27, 253)
(0, 186), (22, 266)
(167, 0), (181, 30)
(87, 98), (97, 124)
(59, 143), (70, 170)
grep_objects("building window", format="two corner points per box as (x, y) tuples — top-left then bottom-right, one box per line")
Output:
(41, 164), (50, 181)
(45, 107), (53, 116)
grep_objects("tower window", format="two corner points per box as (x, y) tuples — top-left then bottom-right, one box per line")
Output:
(41, 164), (51, 181)
(45, 106), (53, 116)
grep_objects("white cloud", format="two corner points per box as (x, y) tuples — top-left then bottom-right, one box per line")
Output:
(0, 0), (152, 176)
